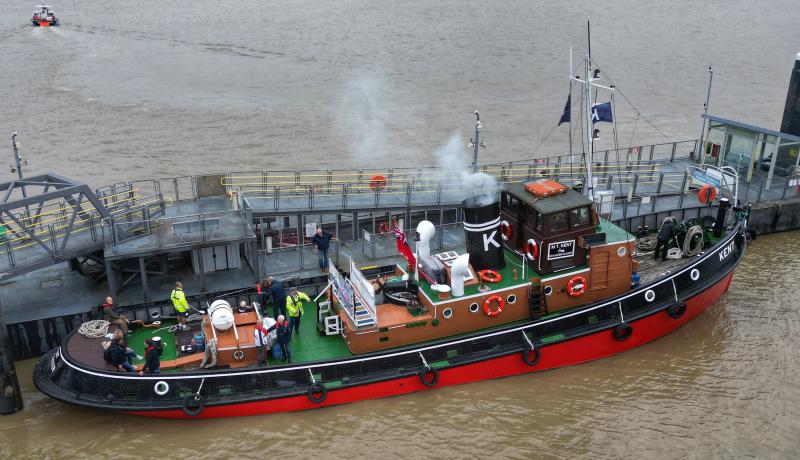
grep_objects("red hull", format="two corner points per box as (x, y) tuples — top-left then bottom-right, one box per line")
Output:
(129, 271), (734, 419)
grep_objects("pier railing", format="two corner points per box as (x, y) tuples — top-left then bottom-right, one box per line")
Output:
(361, 222), (464, 260)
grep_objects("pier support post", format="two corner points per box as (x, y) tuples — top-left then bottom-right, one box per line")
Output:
(780, 52), (800, 136)
(0, 303), (23, 415)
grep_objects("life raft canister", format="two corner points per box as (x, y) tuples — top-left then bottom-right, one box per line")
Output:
(499, 220), (512, 241)
(483, 295), (505, 317)
(566, 276), (587, 297)
(698, 184), (717, 205)
(525, 239), (539, 261)
(369, 175), (387, 191)
(479, 269), (502, 283)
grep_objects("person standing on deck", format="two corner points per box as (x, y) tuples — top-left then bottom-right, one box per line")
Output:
(261, 276), (286, 318)
(139, 338), (160, 375)
(171, 281), (190, 330)
(286, 287), (310, 335)
(254, 317), (278, 366)
(102, 296), (129, 334)
(264, 315), (292, 363)
(311, 228), (334, 272)
(654, 217), (677, 262)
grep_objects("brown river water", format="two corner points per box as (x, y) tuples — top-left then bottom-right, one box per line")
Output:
(1, 0), (800, 457)
(1, 231), (799, 458)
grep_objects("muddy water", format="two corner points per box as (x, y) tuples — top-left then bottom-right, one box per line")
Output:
(1, 231), (799, 458)
(1, 0), (800, 457)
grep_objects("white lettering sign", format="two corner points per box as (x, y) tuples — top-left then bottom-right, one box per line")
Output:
(548, 240), (576, 260)
(483, 230), (500, 251)
(719, 241), (734, 262)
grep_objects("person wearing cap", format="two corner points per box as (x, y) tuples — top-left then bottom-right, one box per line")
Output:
(286, 288), (311, 335)
(170, 281), (190, 330)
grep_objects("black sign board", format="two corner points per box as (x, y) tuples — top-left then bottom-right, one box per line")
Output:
(548, 240), (575, 260)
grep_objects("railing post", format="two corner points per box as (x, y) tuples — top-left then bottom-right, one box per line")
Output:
(756, 180), (764, 203)
(678, 171), (688, 208)
(781, 176), (790, 200)
(173, 178), (180, 202)
(670, 142), (677, 162)
(649, 144), (655, 161)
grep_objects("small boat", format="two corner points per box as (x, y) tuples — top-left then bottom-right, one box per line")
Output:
(31, 5), (59, 27)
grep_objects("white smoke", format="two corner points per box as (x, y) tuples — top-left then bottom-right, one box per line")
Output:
(433, 132), (499, 204)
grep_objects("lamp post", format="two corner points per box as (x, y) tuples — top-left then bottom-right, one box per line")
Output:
(469, 111), (485, 173)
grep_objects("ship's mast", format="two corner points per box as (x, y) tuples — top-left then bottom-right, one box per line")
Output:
(569, 23), (614, 200)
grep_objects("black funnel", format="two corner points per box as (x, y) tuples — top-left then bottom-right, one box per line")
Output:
(461, 195), (505, 271)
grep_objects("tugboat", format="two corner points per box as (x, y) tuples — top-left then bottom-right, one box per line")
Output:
(31, 5), (59, 27)
(33, 178), (748, 419)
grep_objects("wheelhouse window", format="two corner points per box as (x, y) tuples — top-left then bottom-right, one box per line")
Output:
(527, 208), (544, 233)
(570, 206), (591, 228)
(548, 211), (568, 233)
(502, 192), (520, 215)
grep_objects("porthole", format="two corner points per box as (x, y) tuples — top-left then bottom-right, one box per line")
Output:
(617, 246), (627, 257)
(443, 308), (454, 319)
(469, 303), (480, 314)
(507, 294), (517, 304)
(690, 268), (700, 281)
(544, 286), (553, 296)
(154, 381), (170, 396)
(644, 289), (656, 302)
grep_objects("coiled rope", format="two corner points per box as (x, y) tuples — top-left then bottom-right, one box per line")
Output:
(78, 320), (110, 339)
(683, 225), (705, 257)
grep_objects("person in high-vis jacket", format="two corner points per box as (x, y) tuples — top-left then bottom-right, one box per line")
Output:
(286, 287), (311, 334)
(171, 281), (190, 330)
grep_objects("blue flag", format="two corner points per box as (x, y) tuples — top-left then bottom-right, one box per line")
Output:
(558, 94), (571, 125)
(591, 102), (613, 123)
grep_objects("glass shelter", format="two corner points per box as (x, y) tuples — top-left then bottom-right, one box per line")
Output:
(702, 114), (800, 190)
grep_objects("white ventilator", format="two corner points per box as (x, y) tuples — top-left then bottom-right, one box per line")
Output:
(450, 253), (470, 297)
(208, 300), (235, 331)
(416, 220), (435, 260)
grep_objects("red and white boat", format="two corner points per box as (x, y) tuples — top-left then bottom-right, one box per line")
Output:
(31, 5), (59, 27)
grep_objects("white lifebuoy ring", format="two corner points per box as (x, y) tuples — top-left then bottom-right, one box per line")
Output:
(499, 220), (512, 241)
(154, 380), (170, 396)
(525, 239), (539, 261)
(644, 289), (656, 302)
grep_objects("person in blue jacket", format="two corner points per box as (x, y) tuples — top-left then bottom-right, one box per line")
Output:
(311, 228), (333, 272)
(260, 276), (286, 318)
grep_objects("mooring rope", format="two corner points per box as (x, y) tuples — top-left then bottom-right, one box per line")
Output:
(78, 320), (110, 339)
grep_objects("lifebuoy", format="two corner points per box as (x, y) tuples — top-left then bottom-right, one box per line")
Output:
(566, 276), (587, 297)
(499, 220), (512, 241)
(233, 350), (245, 361)
(667, 302), (686, 319)
(369, 175), (387, 191)
(154, 381), (170, 396)
(307, 382), (328, 404)
(698, 184), (717, 204)
(522, 348), (540, 366)
(479, 269), (502, 283)
(525, 239), (539, 261)
(182, 394), (204, 417)
(483, 295), (505, 317)
(419, 367), (439, 387)
(613, 323), (633, 341)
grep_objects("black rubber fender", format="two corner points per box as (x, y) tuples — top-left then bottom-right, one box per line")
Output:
(307, 382), (328, 404)
(419, 367), (439, 387)
(182, 394), (204, 417)
(521, 348), (541, 367)
(667, 302), (687, 319)
(613, 323), (633, 341)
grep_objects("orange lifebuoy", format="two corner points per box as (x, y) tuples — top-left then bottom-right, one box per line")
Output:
(698, 184), (717, 204)
(525, 239), (539, 261)
(483, 295), (505, 317)
(479, 269), (502, 283)
(369, 175), (387, 191)
(567, 276), (587, 297)
(499, 220), (512, 241)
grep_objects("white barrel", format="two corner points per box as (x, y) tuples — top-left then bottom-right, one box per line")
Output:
(208, 300), (235, 331)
